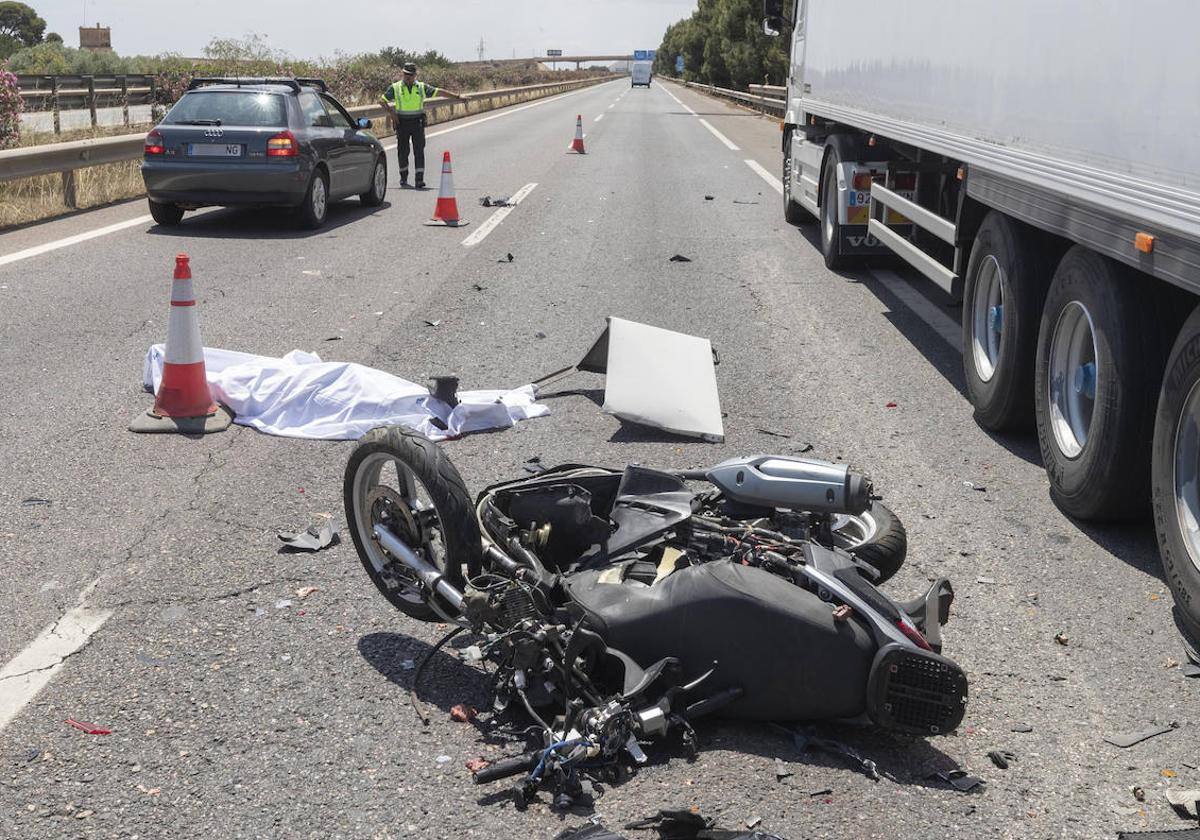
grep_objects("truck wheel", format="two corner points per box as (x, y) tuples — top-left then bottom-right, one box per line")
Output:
(783, 134), (814, 225)
(1034, 246), (1163, 519)
(961, 212), (1051, 431)
(1153, 306), (1200, 640)
(819, 151), (848, 269)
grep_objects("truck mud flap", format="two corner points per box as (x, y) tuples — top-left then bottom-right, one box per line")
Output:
(838, 225), (893, 256)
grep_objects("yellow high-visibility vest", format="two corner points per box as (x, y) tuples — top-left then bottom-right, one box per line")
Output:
(391, 81), (434, 115)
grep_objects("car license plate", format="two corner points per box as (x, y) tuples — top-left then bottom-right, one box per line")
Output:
(189, 143), (242, 157)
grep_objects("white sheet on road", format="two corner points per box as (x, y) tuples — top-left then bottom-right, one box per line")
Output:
(143, 345), (549, 441)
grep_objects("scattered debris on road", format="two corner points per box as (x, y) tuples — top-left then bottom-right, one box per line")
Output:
(498, 252), (514, 262)
(65, 718), (111, 736)
(790, 728), (881, 781)
(988, 750), (1014, 769)
(480, 195), (513, 207)
(668, 254), (692, 262)
(20, 497), (51, 506)
(1166, 789), (1200, 819)
(465, 757), (489, 773)
(450, 704), (477, 723)
(278, 518), (338, 552)
(1054, 631), (1069, 646)
(928, 769), (985, 792)
(295, 586), (320, 599)
(424, 319), (442, 327)
(774, 757), (793, 781)
(1104, 723), (1177, 748)
(1011, 723), (1034, 732)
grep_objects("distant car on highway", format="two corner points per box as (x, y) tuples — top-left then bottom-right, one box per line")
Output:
(141, 78), (387, 229)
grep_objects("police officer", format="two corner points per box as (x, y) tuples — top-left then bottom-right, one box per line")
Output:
(382, 62), (464, 189)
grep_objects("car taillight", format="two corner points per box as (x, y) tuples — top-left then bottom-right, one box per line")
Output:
(144, 129), (164, 156)
(267, 130), (298, 157)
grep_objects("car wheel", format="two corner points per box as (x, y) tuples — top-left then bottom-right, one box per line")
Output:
(297, 170), (329, 229)
(148, 199), (184, 226)
(360, 157), (387, 207)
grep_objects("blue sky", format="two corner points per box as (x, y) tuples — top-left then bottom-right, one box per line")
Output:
(34, 0), (697, 60)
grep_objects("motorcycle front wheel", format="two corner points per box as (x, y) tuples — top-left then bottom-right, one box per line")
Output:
(343, 426), (482, 622)
(828, 503), (907, 583)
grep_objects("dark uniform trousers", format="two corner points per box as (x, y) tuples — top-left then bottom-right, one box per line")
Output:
(395, 116), (426, 183)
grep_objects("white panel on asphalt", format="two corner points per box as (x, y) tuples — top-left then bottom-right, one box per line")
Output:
(462, 183), (539, 248)
(744, 159), (784, 194)
(594, 114), (605, 122)
(0, 604), (113, 733)
(698, 119), (739, 151)
(870, 269), (962, 349)
(597, 318), (725, 442)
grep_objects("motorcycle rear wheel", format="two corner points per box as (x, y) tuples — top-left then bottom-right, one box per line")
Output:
(343, 426), (481, 621)
(828, 503), (907, 583)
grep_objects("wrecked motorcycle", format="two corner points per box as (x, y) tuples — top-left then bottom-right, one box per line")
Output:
(344, 426), (968, 807)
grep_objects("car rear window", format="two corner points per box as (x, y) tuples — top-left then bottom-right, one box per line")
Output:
(163, 91), (288, 127)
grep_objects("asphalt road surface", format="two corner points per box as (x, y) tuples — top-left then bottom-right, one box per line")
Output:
(0, 78), (1194, 839)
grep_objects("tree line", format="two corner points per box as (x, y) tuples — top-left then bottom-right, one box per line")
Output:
(653, 0), (791, 89)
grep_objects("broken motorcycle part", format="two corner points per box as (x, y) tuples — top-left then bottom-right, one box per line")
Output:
(344, 429), (969, 806)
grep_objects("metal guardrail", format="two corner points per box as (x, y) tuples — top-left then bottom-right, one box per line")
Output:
(17, 74), (158, 133)
(0, 75), (616, 208)
(661, 76), (787, 115)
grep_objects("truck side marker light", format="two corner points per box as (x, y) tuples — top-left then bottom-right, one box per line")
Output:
(956, 167), (966, 181)
(1135, 232), (1156, 254)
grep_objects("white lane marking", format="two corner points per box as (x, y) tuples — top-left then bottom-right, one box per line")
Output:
(870, 269), (961, 349)
(461, 183), (538, 248)
(659, 83), (696, 115)
(699, 118), (739, 150)
(607, 104), (614, 110)
(0, 215), (151, 268)
(382, 80), (617, 151)
(594, 114), (605, 123)
(744, 159), (783, 194)
(0, 602), (113, 733)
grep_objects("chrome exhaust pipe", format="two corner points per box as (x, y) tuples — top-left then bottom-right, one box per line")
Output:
(373, 524), (465, 611)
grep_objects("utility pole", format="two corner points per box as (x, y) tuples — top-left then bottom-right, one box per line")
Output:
(476, 37), (485, 62)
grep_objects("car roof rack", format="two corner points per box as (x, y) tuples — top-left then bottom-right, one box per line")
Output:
(294, 78), (328, 92)
(187, 77), (302, 92)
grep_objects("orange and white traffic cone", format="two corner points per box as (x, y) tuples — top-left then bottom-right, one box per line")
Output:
(129, 253), (231, 434)
(567, 115), (586, 154)
(424, 151), (469, 227)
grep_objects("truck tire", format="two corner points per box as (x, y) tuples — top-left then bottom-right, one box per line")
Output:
(1034, 246), (1163, 520)
(819, 151), (849, 269)
(961, 212), (1051, 431)
(1153, 306), (1200, 640)
(783, 133), (814, 225)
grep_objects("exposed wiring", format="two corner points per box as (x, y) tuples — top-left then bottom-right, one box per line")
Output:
(410, 626), (464, 726)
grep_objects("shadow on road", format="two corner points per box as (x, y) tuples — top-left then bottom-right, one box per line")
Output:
(358, 630), (491, 718)
(1058, 504), (1164, 582)
(148, 200), (389, 240)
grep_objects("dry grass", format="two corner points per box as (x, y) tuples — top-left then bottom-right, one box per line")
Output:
(0, 161), (146, 229)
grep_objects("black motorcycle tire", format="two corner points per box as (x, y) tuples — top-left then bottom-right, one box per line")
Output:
(343, 425), (481, 622)
(831, 503), (907, 583)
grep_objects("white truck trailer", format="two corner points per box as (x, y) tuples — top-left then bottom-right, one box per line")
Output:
(764, 0), (1200, 635)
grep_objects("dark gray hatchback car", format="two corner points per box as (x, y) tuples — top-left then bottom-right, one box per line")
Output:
(141, 78), (387, 228)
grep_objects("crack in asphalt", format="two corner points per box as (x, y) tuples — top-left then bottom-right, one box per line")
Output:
(0, 614), (106, 683)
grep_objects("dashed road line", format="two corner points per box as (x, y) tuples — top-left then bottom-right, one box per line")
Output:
(461, 183), (538, 248)
(744, 159), (783, 194)
(699, 118), (739, 150)
(594, 114), (605, 123)
(870, 269), (961, 348)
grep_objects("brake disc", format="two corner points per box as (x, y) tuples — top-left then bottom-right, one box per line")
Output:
(366, 486), (423, 595)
